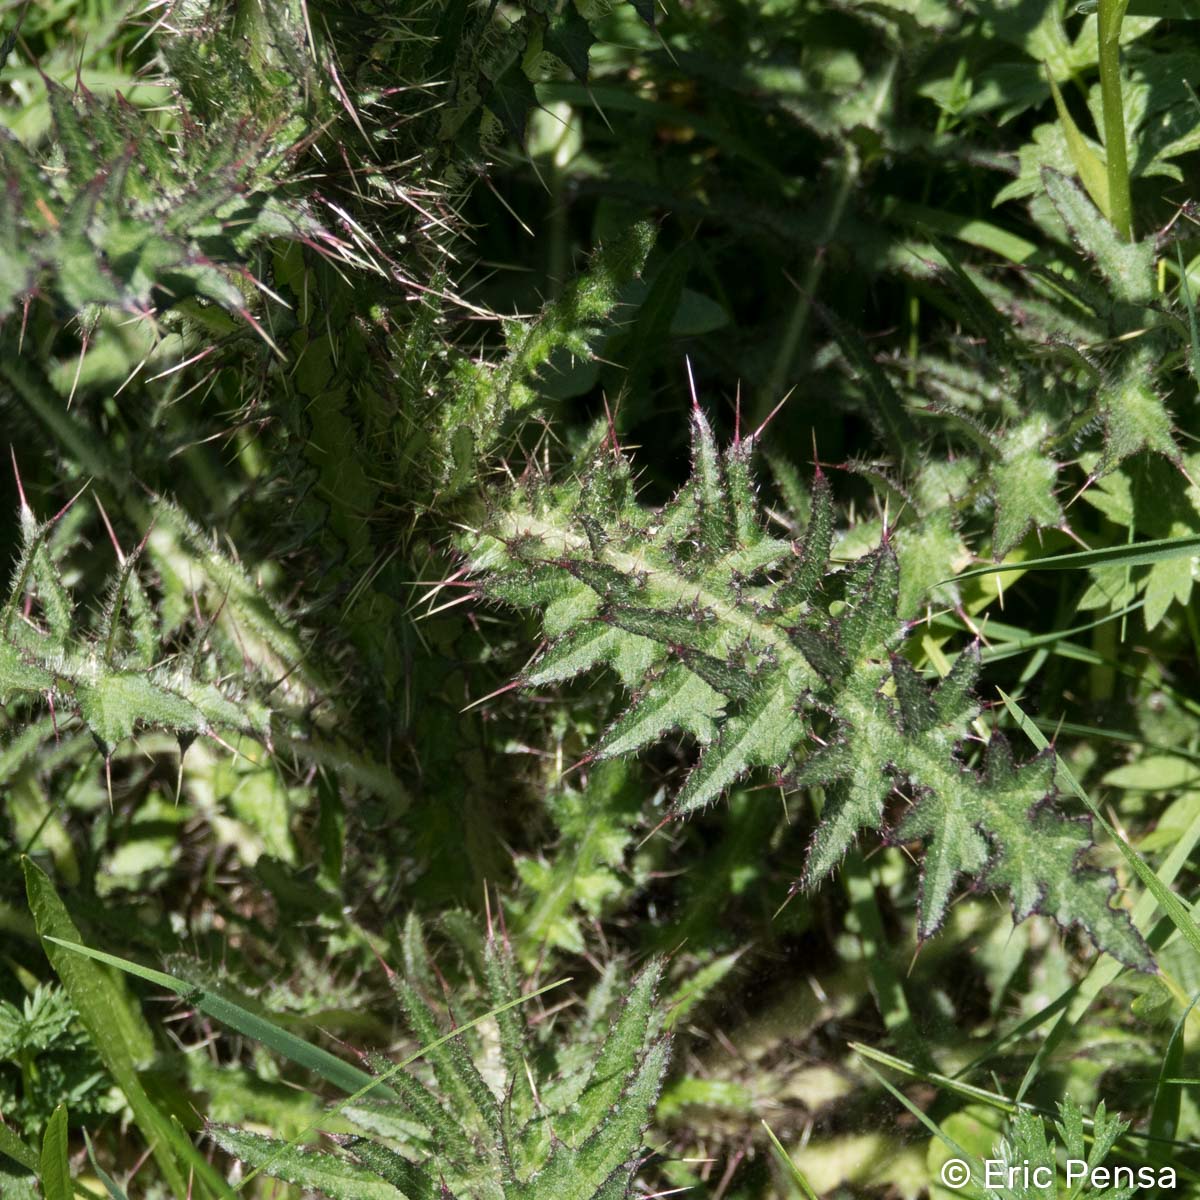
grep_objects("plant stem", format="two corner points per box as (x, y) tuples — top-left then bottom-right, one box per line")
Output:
(757, 150), (857, 421)
(1097, 0), (1132, 240)
(756, 57), (895, 422)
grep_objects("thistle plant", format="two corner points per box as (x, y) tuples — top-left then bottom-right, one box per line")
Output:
(2, 0), (1199, 1196)
(0, 77), (325, 332)
(467, 407), (1149, 967)
(0, 483), (268, 771)
(211, 921), (670, 1199)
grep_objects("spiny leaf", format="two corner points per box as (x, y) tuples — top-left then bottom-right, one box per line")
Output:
(212, 917), (668, 1200)
(544, 5), (597, 83)
(1042, 169), (1154, 306)
(561, 960), (664, 1142)
(1, 498), (270, 758)
(991, 419), (1062, 556)
(818, 303), (918, 467)
(469, 415), (1150, 966)
(1, 81), (323, 325)
(1097, 355), (1179, 466)
(208, 1128), (408, 1200)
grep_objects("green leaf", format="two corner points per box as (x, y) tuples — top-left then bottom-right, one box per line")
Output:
(0, 83), (320, 325)
(208, 1129), (407, 1200)
(0, 1122), (38, 1175)
(485, 62), (538, 143)
(1000, 691), (1198, 968)
(1103, 755), (1200, 791)
(947, 531), (1200, 585)
(564, 961), (664, 1141)
(1042, 169), (1154, 305)
(544, 5), (596, 83)
(1098, 358), (1178, 466)
(209, 913), (661, 1200)
(513, 1037), (670, 1200)
(39, 935), (392, 1102)
(23, 859), (216, 1200)
(1046, 73), (1111, 218)
(83, 1131), (128, 1200)
(991, 422), (1062, 557)
(762, 1122), (821, 1200)
(75, 672), (209, 754)
(471, 417), (1149, 964)
(818, 304), (918, 467)
(38, 1106), (70, 1200)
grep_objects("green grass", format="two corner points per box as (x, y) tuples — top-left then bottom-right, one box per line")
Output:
(1, 0), (1200, 1197)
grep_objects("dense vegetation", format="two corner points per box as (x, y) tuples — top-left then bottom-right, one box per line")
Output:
(2, 0), (1200, 1196)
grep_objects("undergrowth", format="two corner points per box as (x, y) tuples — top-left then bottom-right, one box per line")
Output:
(1, 0), (1200, 1197)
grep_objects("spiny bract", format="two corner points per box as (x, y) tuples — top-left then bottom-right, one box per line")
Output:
(466, 409), (1150, 969)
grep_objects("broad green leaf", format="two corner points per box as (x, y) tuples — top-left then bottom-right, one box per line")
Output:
(1103, 756), (1200, 791)
(544, 4), (596, 82)
(1143, 554), (1194, 629)
(38, 1106), (70, 1200)
(22, 860), (202, 1200)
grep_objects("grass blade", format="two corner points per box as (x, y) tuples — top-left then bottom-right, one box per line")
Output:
(761, 1121), (820, 1199)
(998, 691), (1200, 963)
(41, 936), (395, 1100)
(84, 1131), (129, 1200)
(1149, 992), (1200, 1157)
(942, 534), (1200, 586)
